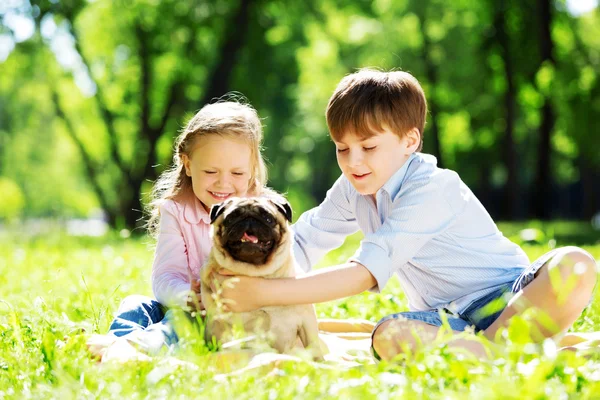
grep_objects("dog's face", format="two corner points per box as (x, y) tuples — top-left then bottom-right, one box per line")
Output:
(209, 196), (292, 269)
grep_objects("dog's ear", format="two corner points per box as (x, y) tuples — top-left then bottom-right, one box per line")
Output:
(209, 201), (229, 224)
(269, 198), (293, 223)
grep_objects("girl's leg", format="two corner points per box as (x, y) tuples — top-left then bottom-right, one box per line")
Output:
(142, 309), (180, 347)
(88, 296), (170, 360)
(108, 294), (165, 337)
(484, 246), (597, 341)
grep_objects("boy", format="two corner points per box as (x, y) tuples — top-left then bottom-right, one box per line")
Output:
(214, 69), (598, 360)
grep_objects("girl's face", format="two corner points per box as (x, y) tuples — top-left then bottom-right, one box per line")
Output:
(182, 135), (253, 212)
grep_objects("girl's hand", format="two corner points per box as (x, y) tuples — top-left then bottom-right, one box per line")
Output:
(186, 279), (204, 312)
(210, 270), (264, 312)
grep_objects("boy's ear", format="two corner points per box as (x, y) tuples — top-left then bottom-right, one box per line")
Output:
(210, 202), (228, 224)
(406, 128), (420, 151)
(269, 199), (293, 222)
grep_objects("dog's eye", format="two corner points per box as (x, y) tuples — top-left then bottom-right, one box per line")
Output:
(265, 216), (274, 225)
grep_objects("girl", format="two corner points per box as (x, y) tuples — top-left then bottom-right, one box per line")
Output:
(88, 100), (270, 359)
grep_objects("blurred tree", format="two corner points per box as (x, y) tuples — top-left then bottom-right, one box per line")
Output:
(1, 0), (598, 225)
(32, 0), (258, 228)
(413, 0), (443, 168)
(493, 0), (519, 218)
(554, 6), (600, 219)
(0, 177), (25, 220)
(531, 0), (556, 218)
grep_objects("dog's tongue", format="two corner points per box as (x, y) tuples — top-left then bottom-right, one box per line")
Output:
(242, 232), (259, 244)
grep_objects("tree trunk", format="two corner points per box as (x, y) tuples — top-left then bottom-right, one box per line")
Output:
(530, 0), (555, 219)
(417, 7), (443, 167)
(495, 0), (519, 220)
(199, 0), (252, 106)
(52, 0), (255, 230)
(580, 159), (599, 220)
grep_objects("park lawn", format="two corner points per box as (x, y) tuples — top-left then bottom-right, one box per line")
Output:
(1, 222), (600, 399)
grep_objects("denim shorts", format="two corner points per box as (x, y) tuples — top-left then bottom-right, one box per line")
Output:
(372, 250), (559, 353)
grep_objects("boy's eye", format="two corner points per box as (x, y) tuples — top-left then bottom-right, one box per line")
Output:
(336, 148), (348, 154)
(204, 170), (216, 174)
(363, 146), (377, 151)
(232, 172), (246, 176)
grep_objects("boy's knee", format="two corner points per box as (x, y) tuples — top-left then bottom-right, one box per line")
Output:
(551, 247), (598, 293)
(373, 319), (398, 360)
(372, 318), (423, 360)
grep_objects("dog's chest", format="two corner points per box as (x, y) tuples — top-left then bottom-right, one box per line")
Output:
(240, 305), (312, 348)
(241, 305), (307, 330)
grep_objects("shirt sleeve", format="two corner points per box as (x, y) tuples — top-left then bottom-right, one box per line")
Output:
(352, 176), (460, 292)
(151, 201), (192, 308)
(291, 175), (360, 272)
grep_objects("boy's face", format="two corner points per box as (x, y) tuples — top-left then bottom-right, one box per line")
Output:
(334, 129), (417, 196)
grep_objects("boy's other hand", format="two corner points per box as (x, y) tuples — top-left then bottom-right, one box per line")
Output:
(210, 271), (264, 313)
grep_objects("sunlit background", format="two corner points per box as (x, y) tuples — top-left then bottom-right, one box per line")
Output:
(0, 0), (599, 235)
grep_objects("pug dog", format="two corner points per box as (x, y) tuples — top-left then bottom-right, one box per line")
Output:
(200, 196), (321, 358)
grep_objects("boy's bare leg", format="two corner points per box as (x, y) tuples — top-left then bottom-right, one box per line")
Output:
(318, 319), (376, 334)
(372, 319), (490, 360)
(373, 248), (597, 361)
(558, 331), (600, 347)
(484, 247), (597, 341)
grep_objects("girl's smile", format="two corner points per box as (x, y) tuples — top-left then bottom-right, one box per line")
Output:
(209, 191), (234, 200)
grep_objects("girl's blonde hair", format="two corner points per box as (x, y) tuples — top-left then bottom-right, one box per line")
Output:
(147, 100), (268, 237)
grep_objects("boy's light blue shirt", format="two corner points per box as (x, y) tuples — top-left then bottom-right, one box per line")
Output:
(291, 152), (530, 314)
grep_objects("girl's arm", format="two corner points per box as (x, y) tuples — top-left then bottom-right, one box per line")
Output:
(152, 200), (195, 308)
(211, 262), (376, 312)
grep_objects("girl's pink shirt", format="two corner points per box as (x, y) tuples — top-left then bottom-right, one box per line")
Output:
(151, 197), (211, 308)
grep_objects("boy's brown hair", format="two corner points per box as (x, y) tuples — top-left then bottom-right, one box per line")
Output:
(326, 69), (427, 151)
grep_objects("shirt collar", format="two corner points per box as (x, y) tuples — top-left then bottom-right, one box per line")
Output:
(378, 152), (419, 201)
(183, 196), (211, 225)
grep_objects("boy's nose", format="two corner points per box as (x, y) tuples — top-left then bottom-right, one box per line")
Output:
(347, 150), (364, 167)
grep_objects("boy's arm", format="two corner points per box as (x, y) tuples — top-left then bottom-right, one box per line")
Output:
(212, 262), (376, 312)
(215, 172), (461, 312)
(292, 175), (360, 272)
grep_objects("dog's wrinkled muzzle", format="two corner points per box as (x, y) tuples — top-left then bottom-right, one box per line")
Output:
(222, 217), (278, 265)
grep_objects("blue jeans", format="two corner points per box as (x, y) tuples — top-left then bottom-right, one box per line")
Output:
(109, 295), (179, 352)
(373, 249), (559, 334)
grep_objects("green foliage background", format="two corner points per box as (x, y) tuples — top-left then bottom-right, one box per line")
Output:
(1, 0), (599, 227)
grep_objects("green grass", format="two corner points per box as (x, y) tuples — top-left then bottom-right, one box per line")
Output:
(1, 222), (600, 399)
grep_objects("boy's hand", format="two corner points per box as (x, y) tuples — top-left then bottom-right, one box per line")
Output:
(209, 262), (376, 312)
(210, 270), (264, 313)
